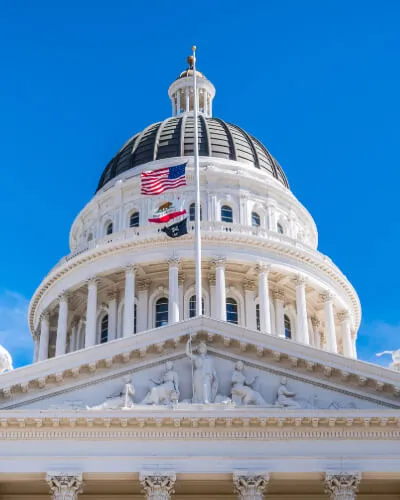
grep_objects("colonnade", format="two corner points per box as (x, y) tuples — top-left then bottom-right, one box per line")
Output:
(37, 259), (355, 362)
(171, 87), (213, 117)
(45, 471), (362, 500)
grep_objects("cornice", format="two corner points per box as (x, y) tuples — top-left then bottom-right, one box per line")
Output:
(29, 228), (360, 333)
(0, 410), (399, 441)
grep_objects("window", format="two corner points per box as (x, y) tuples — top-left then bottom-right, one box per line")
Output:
(221, 205), (233, 223)
(251, 212), (261, 227)
(106, 222), (113, 235)
(226, 298), (238, 324)
(87, 232), (93, 242)
(189, 295), (205, 318)
(134, 303), (137, 334)
(100, 315), (109, 344)
(189, 203), (202, 222)
(277, 222), (284, 234)
(130, 212), (140, 227)
(155, 298), (169, 327)
(256, 303), (260, 331)
(284, 314), (292, 339)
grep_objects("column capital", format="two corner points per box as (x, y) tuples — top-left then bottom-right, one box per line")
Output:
(272, 288), (285, 301)
(209, 275), (216, 287)
(56, 292), (69, 305)
(213, 256), (227, 268)
(46, 472), (83, 500)
(137, 279), (151, 292)
(320, 290), (334, 303)
(40, 311), (50, 323)
(178, 272), (185, 286)
(233, 471), (269, 499)
(311, 316), (321, 328)
(140, 472), (176, 499)
(256, 263), (271, 275)
(324, 472), (361, 500)
(337, 311), (351, 324)
(244, 280), (257, 292)
(86, 277), (99, 287)
(292, 274), (307, 287)
(125, 264), (138, 275)
(167, 256), (181, 267)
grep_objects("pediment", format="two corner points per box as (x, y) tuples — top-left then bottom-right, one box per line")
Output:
(0, 317), (399, 411)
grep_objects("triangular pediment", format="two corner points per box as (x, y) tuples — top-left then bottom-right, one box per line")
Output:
(0, 317), (399, 411)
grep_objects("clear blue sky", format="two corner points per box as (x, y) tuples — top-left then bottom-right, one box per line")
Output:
(0, 0), (399, 368)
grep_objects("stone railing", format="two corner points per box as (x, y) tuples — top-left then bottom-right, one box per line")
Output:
(51, 221), (326, 273)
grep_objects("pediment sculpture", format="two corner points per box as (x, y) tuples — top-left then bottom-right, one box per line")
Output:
(87, 376), (135, 410)
(140, 361), (179, 405)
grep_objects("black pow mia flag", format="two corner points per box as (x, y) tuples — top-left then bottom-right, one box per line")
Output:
(161, 218), (188, 238)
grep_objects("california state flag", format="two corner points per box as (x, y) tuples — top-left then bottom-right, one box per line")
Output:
(148, 201), (186, 224)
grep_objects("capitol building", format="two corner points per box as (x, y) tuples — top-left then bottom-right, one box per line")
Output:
(0, 56), (399, 500)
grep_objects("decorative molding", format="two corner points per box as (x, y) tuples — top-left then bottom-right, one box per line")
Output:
(324, 472), (361, 500)
(137, 279), (151, 292)
(46, 472), (83, 500)
(140, 472), (176, 500)
(233, 471), (269, 500)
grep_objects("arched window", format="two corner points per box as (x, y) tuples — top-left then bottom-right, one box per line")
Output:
(100, 315), (109, 344)
(189, 203), (202, 222)
(106, 222), (113, 235)
(130, 212), (140, 228)
(284, 314), (292, 339)
(251, 212), (261, 227)
(155, 298), (169, 327)
(189, 295), (205, 318)
(256, 303), (260, 331)
(226, 298), (238, 324)
(277, 222), (284, 234)
(221, 205), (233, 223)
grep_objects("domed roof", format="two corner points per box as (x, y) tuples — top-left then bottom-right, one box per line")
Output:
(177, 68), (205, 79)
(96, 116), (289, 192)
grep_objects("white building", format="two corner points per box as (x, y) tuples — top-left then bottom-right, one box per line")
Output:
(0, 57), (399, 500)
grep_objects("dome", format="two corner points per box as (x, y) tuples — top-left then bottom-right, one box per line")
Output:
(177, 68), (205, 79)
(96, 116), (289, 191)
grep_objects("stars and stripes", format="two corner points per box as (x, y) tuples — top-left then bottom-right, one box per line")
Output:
(141, 163), (187, 195)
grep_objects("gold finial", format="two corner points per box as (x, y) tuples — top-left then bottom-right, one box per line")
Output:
(187, 55), (195, 68)
(192, 45), (196, 52)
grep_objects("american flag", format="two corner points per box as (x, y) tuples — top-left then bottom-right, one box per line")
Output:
(141, 163), (187, 195)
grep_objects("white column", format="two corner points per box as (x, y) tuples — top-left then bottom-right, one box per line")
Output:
(178, 273), (184, 319)
(351, 331), (358, 359)
(85, 277), (98, 348)
(38, 313), (50, 361)
(215, 257), (227, 321)
(294, 276), (310, 345)
(185, 87), (189, 112)
(177, 90), (181, 115)
(55, 294), (68, 357)
(339, 311), (353, 358)
(267, 201), (277, 231)
(123, 266), (136, 337)
(209, 276), (217, 319)
(138, 279), (150, 332)
(325, 473), (361, 500)
(233, 472), (269, 500)
(244, 280), (257, 330)
(47, 473), (83, 500)
(108, 290), (118, 341)
(311, 317), (321, 349)
(140, 472), (176, 500)
(33, 332), (40, 362)
(257, 264), (272, 334)
(70, 323), (77, 352)
(321, 292), (338, 353)
(273, 289), (285, 337)
(168, 257), (180, 323)
(209, 95), (213, 116)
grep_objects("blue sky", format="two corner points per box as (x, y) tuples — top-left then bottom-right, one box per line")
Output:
(0, 0), (399, 368)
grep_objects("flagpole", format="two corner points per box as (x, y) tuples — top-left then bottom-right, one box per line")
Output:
(191, 45), (202, 318)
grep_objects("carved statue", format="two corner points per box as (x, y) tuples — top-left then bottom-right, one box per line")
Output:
(87, 376), (135, 410)
(275, 377), (301, 408)
(231, 361), (266, 405)
(376, 350), (400, 371)
(0, 345), (13, 374)
(140, 361), (180, 405)
(186, 340), (218, 403)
